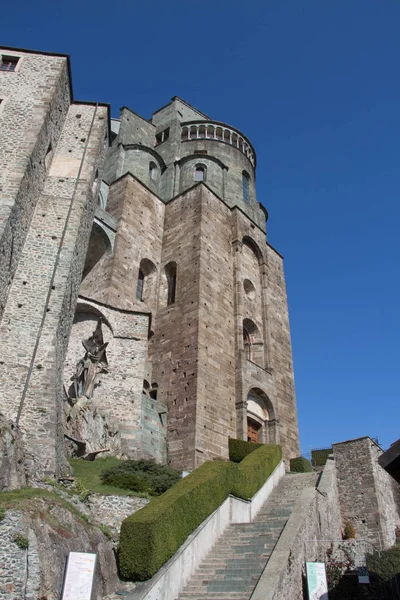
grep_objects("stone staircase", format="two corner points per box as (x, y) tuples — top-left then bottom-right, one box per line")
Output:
(175, 472), (317, 600)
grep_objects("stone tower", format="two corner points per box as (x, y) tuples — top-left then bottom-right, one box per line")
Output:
(77, 97), (300, 470)
(0, 46), (299, 479)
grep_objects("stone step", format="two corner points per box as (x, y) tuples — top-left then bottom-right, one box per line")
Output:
(176, 473), (317, 600)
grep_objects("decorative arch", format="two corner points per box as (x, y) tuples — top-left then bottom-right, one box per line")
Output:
(74, 301), (113, 334)
(175, 154), (228, 171)
(81, 221), (113, 281)
(122, 144), (167, 173)
(246, 388), (277, 444)
(242, 235), (263, 265)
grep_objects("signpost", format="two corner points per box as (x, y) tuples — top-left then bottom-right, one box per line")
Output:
(61, 552), (97, 600)
(306, 561), (329, 600)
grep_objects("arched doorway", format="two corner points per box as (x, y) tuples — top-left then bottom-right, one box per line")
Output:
(246, 388), (278, 444)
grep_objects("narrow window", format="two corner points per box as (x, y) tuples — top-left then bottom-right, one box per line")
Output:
(242, 171), (250, 202)
(165, 262), (177, 305)
(195, 165), (206, 182)
(45, 142), (53, 170)
(136, 269), (144, 301)
(149, 161), (158, 181)
(0, 56), (19, 71)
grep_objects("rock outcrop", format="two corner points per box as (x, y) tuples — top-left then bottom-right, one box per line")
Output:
(0, 496), (118, 600)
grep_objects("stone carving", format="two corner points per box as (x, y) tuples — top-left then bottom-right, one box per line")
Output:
(72, 319), (108, 399)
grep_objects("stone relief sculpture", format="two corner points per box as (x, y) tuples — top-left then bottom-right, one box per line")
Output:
(72, 318), (109, 399)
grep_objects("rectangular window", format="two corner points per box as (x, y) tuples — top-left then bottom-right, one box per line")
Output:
(0, 56), (19, 72)
(155, 127), (170, 146)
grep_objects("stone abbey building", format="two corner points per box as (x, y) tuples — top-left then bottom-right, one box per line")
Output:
(0, 46), (299, 479)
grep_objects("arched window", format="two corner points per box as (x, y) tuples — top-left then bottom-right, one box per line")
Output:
(136, 269), (144, 301)
(242, 171), (250, 203)
(136, 258), (157, 304)
(165, 262), (177, 305)
(243, 318), (263, 366)
(195, 164), (206, 182)
(149, 161), (158, 181)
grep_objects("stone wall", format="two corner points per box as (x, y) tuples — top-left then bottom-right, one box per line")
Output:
(0, 98), (109, 479)
(151, 185), (203, 469)
(195, 186), (236, 464)
(80, 173), (165, 315)
(252, 462), (342, 600)
(333, 437), (400, 548)
(0, 48), (71, 318)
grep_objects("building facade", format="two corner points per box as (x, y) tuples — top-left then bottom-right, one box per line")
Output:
(0, 47), (299, 479)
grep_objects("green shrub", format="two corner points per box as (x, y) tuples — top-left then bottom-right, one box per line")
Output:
(101, 460), (181, 496)
(290, 456), (312, 473)
(367, 543), (400, 581)
(228, 438), (262, 463)
(119, 444), (282, 581)
(311, 448), (332, 467)
(0, 507), (5, 522)
(101, 471), (150, 494)
(343, 521), (355, 540)
(13, 533), (29, 549)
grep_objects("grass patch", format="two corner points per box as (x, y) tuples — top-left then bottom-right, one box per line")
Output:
(68, 457), (143, 496)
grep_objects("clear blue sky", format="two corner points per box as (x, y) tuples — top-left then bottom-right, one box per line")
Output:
(2, 1), (399, 454)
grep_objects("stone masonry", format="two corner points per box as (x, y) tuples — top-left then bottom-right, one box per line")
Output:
(77, 96), (300, 470)
(333, 436), (400, 548)
(0, 46), (299, 480)
(0, 47), (109, 480)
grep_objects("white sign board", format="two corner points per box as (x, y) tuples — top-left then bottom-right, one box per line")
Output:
(62, 552), (97, 600)
(306, 562), (329, 600)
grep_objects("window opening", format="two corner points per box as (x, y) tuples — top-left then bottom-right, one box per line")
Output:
(45, 142), (53, 171)
(149, 161), (158, 180)
(155, 127), (170, 146)
(165, 262), (177, 305)
(195, 165), (206, 182)
(242, 171), (250, 202)
(136, 269), (144, 301)
(0, 56), (19, 72)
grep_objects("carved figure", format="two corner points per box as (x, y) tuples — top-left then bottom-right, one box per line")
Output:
(72, 319), (108, 399)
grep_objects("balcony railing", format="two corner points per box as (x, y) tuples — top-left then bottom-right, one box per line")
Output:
(181, 121), (256, 167)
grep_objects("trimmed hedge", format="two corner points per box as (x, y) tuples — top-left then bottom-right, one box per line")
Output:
(232, 444), (282, 499)
(290, 456), (312, 473)
(228, 438), (262, 463)
(119, 444), (282, 580)
(311, 448), (332, 467)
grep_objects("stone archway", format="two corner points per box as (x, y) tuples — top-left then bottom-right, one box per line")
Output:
(246, 388), (278, 444)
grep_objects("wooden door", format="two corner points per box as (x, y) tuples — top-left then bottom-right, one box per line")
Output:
(247, 419), (261, 443)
